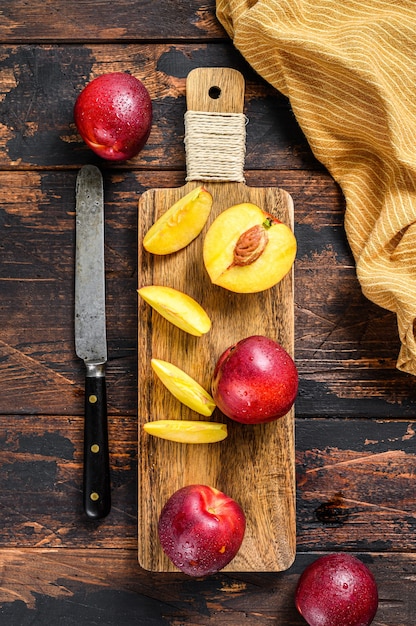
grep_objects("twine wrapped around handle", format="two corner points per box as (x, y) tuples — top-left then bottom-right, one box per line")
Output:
(184, 110), (247, 183)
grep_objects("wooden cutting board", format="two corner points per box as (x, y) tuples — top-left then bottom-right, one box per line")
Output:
(137, 67), (296, 573)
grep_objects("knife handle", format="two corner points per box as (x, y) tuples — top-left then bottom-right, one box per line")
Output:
(83, 369), (111, 519)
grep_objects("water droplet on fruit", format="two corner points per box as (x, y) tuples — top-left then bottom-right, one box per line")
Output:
(343, 583), (349, 589)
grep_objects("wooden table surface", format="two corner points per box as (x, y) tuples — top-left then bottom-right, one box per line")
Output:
(1, 2), (416, 624)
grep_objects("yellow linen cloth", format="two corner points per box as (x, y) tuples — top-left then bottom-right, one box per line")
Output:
(216, 0), (416, 375)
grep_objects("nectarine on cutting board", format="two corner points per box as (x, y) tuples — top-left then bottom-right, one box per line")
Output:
(138, 67), (296, 573)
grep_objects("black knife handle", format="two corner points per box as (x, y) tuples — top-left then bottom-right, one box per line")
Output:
(83, 372), (111, 519)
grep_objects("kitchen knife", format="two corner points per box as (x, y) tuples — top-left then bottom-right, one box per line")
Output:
(75, 164), (111, 520)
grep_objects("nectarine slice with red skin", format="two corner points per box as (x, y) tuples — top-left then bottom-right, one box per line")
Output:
(138, 285), (211, 336)
(203, 202), (296, 293)
(151, 358), (216, 416)
(143, 419), (227, 443)
(143, 186), (213, 254)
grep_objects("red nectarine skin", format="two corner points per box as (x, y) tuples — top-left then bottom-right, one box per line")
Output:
(211, 335), (298, 424)
(295, 553), (378, 626)
(158, 484), (246, 577)
(74, 72), (152, 161)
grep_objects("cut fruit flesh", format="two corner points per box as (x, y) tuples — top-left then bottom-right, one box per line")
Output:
(151, 358), (216, 416)
(138, 285), (211, 336)
(203, 202), (296, 293)
(143, 420), (227, 443)
(143, 185), (213, 254)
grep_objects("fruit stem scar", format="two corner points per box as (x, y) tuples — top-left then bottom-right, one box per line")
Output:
(207, 508), (220, 522)
(263, 216), (277, 229)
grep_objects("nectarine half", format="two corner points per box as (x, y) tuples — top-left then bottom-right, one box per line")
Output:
(203, 202), (296, 293)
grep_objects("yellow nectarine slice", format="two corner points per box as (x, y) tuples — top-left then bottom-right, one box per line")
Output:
(138, 285), (211, 336)
(143, 420), (227, 444)
(143, 185), (213, 254)
(151, 358), (216, 416)
(203, 202), (296, 293)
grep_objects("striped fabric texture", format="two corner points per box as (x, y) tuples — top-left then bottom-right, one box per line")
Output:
(216, 0), (416, 375)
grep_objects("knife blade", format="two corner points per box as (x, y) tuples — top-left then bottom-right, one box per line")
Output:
(75, 164), (111, 520)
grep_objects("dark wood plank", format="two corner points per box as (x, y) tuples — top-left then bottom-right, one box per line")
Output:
(0, 1), (225, 42)
(0, 548), (414, 625)
(0, 415), (414, 554)
(0, 43), (319, 171)
(296, 418), (416, 552)
(0, 414), (137, 549)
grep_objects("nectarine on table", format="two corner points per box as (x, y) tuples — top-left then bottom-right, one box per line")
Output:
(295, 553), (378, 626)
(74, 72), (152, 161)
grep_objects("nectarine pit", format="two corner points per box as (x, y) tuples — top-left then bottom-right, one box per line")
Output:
(230, 216), (282, 268)
(231, 224), (268, 267)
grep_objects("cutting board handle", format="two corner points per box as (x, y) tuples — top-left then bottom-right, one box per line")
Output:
(184, 67), (247, 182)
(186, 67), (245, 113)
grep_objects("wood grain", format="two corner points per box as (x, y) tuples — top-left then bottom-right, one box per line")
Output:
(137, 68), (296, 572)
(0, 168), (413, 418)
(0, 1), (225, 42)
(1, 4), (416, 616)
(1, 548), (415, 625)
(0, 414), (415, 552)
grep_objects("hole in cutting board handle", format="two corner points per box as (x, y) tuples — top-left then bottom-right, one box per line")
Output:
(208, 85), (221, 99)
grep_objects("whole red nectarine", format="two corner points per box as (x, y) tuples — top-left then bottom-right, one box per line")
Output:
(158, 484), (246, 577)
(74, 72), (152, 161)
(211, 335), (298, 424)
(295, 553), (378, 626)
